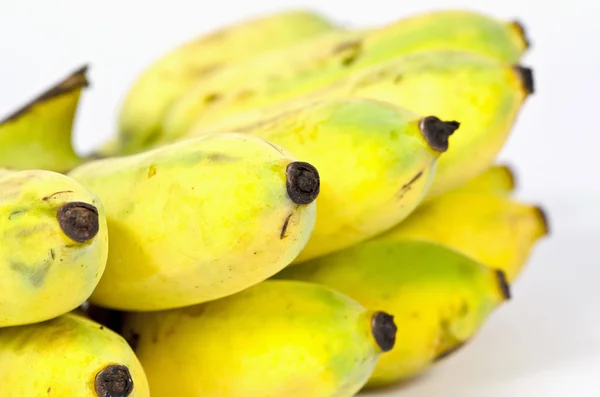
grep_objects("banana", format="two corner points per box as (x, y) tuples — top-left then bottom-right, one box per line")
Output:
(161, 9), (529, 142)
(0, 169), (108, 327)
(204, 98), (457, 263)
(448, 163), (516, 196)
(122, 280), (397, 397)
(376, 191), (549, 282)
(67, 133), (319, 310)
(116, 9), (338, 154)
(274, 240), (510, 387)
(183, 51), (532, 200)
(0, 313), (149, 397)
(0, 65), (87, 172)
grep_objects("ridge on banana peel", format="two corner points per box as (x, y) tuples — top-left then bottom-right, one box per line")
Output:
(376, 190), (549, 282)
(0, 313), (149, 397)
(67, 133), (320, 311)
(160, 9), (530, 143)
(115, 9), (339, 155)
(179, 50), (533, 199)
(122, 280), (398, 397)
(0, 168), (108, 327)
(191, 97), (459, 263)
(0, 65), (88, 172)
(449, 163), (517, 196)
(273, 240), (510, 388)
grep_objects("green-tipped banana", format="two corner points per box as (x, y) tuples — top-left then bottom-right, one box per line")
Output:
(122, 280), (397, 397)
(161, 9), (529, 142)
(449, 163), (516, 196)
(376, 191), (549, 282)
(0, 169), (108, 327)
(115, 9), (338, 154)
(274, 240), (510, 387)
(67, 133), (319, 310)
(199, 98), (457, 263)
(0, 66), (87, 172)
(0, 313), (149, 396)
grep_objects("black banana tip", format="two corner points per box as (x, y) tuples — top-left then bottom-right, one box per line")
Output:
(514, 66), (535, 95)
(419, 116), (460, 153)
(286, 161), (320, 205)
(94, 364), (134, 397)
(496, 270), (512, 301)
(535, 205), (551, 236)
(57, 201), (100, 243)
(371, 311), (397, 352)
(510, 20), (531, 50)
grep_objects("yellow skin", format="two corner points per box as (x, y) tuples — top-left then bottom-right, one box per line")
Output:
(202, 98), (445, 263)
(274, 240), (509, 388)
(376, 191), (548, 282)
(115, 9), (337, 154)
(0, 66), (87, 172)
(161, 9), (528, 142)
(67, 133), (317, 310)
(177, 50), (531, 200)
(0, 313), (149, 397)
(449, 163), (516, 196)
(122, 280), (388, 397)
(0, 169), (108, 327)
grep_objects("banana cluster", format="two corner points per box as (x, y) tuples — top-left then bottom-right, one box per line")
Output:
(0, 7), (548, 397)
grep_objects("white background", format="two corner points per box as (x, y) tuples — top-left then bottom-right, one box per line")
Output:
(1, 1), (599, 396)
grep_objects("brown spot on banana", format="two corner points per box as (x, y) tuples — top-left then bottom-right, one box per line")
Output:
(280, 212), (293, 239)
(43, 191), (74, 201)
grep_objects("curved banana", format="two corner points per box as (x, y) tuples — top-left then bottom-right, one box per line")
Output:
(67, 133), (319, 310)
(0, 65), (87, 172)
(205, 98), (457, 263)
(122, 280), (397, 397)
(274, 239), (510, 388)
(116, 9), (338, 154)
(0, 169), (108, 327)
(376, 191), (549, 282)
(449, 163), (516, 196)
(162, 9), (529, 142)
(178, 51), (532, 199)
(0, 313), (149, 397)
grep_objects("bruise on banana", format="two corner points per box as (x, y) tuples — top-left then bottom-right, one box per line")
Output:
(0, 64), (89, 125)
(397, 170), (424, 200)
(331, 39), (363, 67)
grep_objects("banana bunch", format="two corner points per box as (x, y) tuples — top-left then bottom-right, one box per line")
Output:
(0, 6), (550, 397)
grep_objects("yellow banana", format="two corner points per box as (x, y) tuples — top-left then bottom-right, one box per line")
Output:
(0, 313), (149, 397)
(116, 9), (338, 154)
(122, 280), (397, 397)
(448, 163), (516, 196)
(178, 51), (532, 200)
(376, 191), (549, 282)
(274, 240), (510, 388)
(162, 9), (529, 142)
(206, 98), (457, 263)
(0, 65), (87, 172)
(0, 169), (108, 327)
(67, 133), (319, 310)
